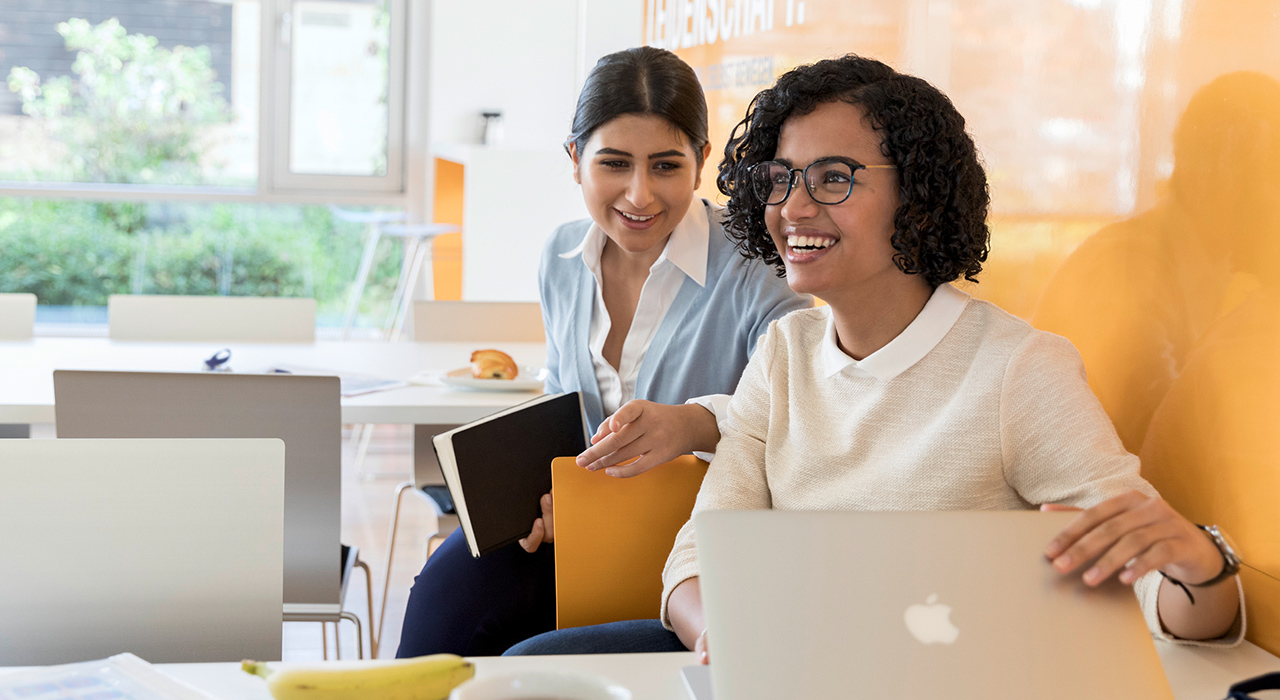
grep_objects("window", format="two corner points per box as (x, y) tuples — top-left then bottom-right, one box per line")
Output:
(0, 0), (414, 330)
(0, 0), (406, 198)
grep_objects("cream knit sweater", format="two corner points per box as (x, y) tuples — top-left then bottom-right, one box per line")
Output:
(660, 293), (1244, 644)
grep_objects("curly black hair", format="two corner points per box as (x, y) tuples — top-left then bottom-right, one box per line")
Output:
(717, 54), (990, 286)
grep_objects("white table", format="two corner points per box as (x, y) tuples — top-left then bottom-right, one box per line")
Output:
(74, 641), (1280, 700)
(0, 338), (548, 426)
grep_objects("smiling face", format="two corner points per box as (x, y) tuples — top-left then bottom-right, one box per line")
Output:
(765, 100), (907, 305)
(571, 113), (707, 259)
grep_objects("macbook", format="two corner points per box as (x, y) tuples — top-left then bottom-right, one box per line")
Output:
(694, 510), (1174, 700)
(54, 370), (341, 613)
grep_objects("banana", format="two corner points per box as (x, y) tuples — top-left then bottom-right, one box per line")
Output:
(242, 654), (475, 700)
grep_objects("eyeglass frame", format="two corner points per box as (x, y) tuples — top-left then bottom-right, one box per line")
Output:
(748, 156), (898, 206)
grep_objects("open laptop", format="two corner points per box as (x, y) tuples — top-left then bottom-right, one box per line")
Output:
(0, 438), (285, 664)
(54, 370), (341, 616)
(693, 510), (1174, 700)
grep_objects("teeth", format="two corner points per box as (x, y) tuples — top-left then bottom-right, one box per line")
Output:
(619, 211), (656, 222)
(786, 235), (834, 249)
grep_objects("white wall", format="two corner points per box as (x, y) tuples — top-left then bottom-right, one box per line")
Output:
(430, 0), (645, 148)
(426, 0), (646, 301)
(430, 1), (570, 148)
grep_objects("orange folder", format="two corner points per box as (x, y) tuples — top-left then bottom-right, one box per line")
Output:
(551, 455), (709, 630)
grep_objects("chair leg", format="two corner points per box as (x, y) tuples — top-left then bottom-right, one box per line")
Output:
(353, 423), (378, 479)
(354, 556), (377, 658)
(389, 236), (433, 342)
(383, 237), (420, 337)
(342, 224), (383, 340)
(377, 480), (414, 654)
(340, 611), (365, 659)
(322, 621), (329, 660)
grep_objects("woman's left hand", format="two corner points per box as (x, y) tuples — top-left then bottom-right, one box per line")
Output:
(518, 492), (554, 554)
(1042, 490), (1224, 587)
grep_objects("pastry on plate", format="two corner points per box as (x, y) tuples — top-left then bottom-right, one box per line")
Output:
(470, 349), (519, 380)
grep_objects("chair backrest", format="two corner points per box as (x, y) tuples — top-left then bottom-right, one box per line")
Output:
(413, 300), (544, 342)
(53, 370), (341, 610)
(0, 438), (285, 664)
(0, 292), (36, 340)
(108, 294), (316, 342)
(552, 455), (708, 630)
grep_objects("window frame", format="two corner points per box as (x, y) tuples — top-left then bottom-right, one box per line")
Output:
(0, 0), (412, 207)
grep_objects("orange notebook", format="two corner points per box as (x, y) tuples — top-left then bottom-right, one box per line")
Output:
(551, 455), (708, 630)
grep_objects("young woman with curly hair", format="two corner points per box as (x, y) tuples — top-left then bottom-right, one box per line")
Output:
(507, 54), (1243, 657)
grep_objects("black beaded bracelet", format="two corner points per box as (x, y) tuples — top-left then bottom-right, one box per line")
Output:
(1160, 572), (1196, 605)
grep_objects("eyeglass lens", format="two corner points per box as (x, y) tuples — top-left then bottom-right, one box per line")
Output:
(752, 160), (856, 205)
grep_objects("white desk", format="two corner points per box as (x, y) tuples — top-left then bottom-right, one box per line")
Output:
(68, 641), (1280, 700)
(0, 338), (547, 426)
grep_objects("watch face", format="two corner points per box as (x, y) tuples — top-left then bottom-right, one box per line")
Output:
(1204, 524), (1242, 571)
(1218, 529), (1243, 566)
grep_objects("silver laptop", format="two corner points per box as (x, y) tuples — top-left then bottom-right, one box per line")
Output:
(0, 438), (285, 664)
(54, 370), (341, 614)
(695, 510), (1174, 700)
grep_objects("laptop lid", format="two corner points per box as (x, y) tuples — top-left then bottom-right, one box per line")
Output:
(695, 510), (1174, 700)
(0, 438), (285, 664)
(54, 370), (341, 609)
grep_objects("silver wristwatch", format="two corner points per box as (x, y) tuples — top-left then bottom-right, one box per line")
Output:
(1189, 524), (1241, 587)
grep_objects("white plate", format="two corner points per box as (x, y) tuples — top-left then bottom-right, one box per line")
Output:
(439, 365), (547, 392)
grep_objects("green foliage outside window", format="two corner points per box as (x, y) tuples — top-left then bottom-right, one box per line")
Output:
(0, 18), (401, 324)
(0, 197), (404, 322)
(7, 17), (230, 189)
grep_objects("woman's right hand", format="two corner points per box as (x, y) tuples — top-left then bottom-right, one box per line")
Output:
(695, 628), (711, 665)
(576, 400), (720, 477)
(518, 492), (554, 553)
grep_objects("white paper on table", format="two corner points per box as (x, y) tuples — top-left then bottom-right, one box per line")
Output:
(0, 653), (216, 700)
(264, 364), (409, 397)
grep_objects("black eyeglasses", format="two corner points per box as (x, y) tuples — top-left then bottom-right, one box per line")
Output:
(748, 156), (897, 206)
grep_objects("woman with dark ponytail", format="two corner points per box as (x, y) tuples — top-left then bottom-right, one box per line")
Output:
(396, 46), (809, 658)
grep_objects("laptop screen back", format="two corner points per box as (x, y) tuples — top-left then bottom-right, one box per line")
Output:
(695, 510), (1173, 700)
(54, 370), (341, 608)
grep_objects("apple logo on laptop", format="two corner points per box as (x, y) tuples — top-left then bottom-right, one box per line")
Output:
(904, 593), (960, 644)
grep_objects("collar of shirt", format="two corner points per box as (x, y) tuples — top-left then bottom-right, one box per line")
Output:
(559, 199), (710, 287)
(821, 282), (971, 381)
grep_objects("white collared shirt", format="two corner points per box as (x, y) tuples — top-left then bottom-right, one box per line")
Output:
(820, 282), (972, 380)
(560, 200), (718, 418)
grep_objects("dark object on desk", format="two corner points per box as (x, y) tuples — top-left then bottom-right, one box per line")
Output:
(432, 391), (588, 558)
(203, 347), (232, 372)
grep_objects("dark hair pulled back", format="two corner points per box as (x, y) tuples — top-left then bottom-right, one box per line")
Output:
(718, 54), (990, 286)
(567, 46), (709, 167)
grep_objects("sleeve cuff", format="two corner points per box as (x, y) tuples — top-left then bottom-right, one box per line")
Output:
(1138, 571), (1246, 647)
(685, 394), (732, 449)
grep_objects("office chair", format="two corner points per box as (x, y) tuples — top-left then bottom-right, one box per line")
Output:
(550, 455), (708, 629)
(107, 294), (316, 342)
(375, 300), (545, 649)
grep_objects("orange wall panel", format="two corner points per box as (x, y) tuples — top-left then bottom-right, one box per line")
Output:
(432, 158), (465, 301)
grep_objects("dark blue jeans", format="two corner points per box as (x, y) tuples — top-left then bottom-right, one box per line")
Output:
(504, 619), (687, 655)
(396, 529), (556, 657)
